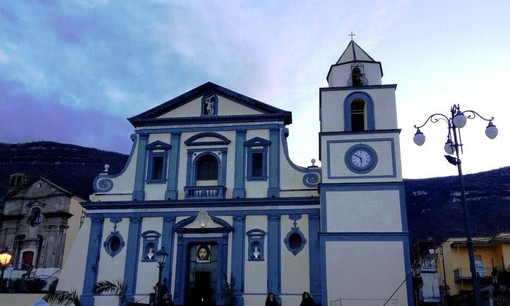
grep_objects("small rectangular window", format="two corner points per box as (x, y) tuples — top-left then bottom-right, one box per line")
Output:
(251, 152), (263, 177)
(151, 155), (165, 180)
(247, 149), (267, 181)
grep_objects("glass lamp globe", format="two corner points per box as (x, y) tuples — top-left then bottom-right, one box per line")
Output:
(453, 111), (467, 128)
(413, 129), (425, 146)
(485, 121), (498, 139)
(444, 139), (455, 155)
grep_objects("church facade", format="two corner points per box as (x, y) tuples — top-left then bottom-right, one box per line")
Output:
(58, 40), (413, 306)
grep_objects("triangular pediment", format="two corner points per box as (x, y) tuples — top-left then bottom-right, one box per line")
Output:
(128, 82), (292, 127)
(244, 137), (271, 147)
(7, 177), (74, 199)
(174, 211), (232, 232)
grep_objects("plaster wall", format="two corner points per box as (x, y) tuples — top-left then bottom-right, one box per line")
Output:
(325, 190), (403, 232)
(320, 87), (397, 132)
(280, 215), (310, 295)
(63, 196), (84, 264)
(320, 133), (402, 183)
(137, 217), (163, 294)
(97, 218), (129, 283)
(244, 215), (268, 293)
(57, 217), (90, 293)
(325, 241), (408, 303)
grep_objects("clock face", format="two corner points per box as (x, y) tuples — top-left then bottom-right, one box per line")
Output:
(345, 144), (378, 173)
(351, 149), (371, 168)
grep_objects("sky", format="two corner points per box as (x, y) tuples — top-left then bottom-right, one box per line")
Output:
(1, 1), (509, 179)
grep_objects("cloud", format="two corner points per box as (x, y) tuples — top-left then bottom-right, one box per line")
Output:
(0, 77), (132, 153)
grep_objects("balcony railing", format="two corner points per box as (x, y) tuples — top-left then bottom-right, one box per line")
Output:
(454, 265), (487, 282)
(184, 186), (226, 199)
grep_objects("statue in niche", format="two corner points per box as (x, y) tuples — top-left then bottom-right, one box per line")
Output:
(147, 247), (154, 260)
(204, 95), (216, 115)
(252, 245), (261, 260)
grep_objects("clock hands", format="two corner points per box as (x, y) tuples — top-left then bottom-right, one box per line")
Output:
(354, 153), (363, 163)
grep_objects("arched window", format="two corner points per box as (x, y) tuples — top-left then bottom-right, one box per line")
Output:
(197, 155), (218, 181)
(351, 100), (366, 131)
(344, 92), (375, 132)
(352, 67), (363, 86)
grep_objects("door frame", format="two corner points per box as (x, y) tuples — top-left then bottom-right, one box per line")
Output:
(173, 216), (232, 306)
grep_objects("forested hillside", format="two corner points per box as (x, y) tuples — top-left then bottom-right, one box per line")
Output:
(1, 141), (509, 244)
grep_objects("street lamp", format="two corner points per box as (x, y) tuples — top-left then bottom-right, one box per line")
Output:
(413, 104), (498, 306)
(156, 247), (168, 306)
(0, 247), (12, 292)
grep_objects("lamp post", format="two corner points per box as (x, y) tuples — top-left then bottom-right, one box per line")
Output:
(440, 245), (449, 305)
(156, 247), (169, 306)
(0, 247), (12, 292)
(413, 104), (498, 306)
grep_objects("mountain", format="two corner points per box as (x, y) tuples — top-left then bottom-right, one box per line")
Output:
(1, 141), (509, 244)
(405, 167), (510, 244)
(0, 141), (129, 200)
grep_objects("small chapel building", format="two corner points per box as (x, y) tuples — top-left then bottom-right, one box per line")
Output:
(58, 40), (413, 306)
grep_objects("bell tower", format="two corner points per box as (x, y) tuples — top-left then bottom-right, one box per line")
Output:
(318, 40), (413, 305)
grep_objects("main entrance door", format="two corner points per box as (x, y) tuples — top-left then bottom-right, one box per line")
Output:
(187, 243), (218, 306)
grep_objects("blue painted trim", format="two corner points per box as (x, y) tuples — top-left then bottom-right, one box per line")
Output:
(123, 217), (142, 300)
(233, 130), (246, 198)
(245, 136), (270, 181)
(80, 216), (104, 306)
(146, 140), (171, 183)
(344, 143), (378, 174)
(280, 127), (321, 186)
(343, 91), (375, 131)
(318, 232), (411, 306)
(162, 216), (176, 290)
(146, 140), (171, 150)
(166, 133), (181, 200)
(173, 230), (231, 305)
(132, 122), (284, 135)
(140, 230), (161, 262)
(399, 184), (409, 231)
(308, 213), (321, 303)
(403, 232), (414, 305)
(146, 151), (168, 183)
(320, 84), (397, 92)
(246, 147), (268, 181)
(247, 229), (266, 261)
(244, 137), (271, 146)
(103, 231), (125, 257)
(267, 129), (280, 197)
(133, 134), (148, 201)
(267, 214), (281, 295)
(184, 132), (231, 146)
(326, 138), (396, 179)
(319, 182), (404, 230)
(186, 148), (228, 187)
(232, 215), (246, 305)
(93, 133), (138, 193)
(82, 197), (321, 212)
(174, 213), (233, 230)
(128, 82), (292, 126)
(283, 222), (307, 256)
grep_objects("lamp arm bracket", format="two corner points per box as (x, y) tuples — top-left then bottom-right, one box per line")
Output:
(462, 110), (494, 122)
(414, 113), (450, 130)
